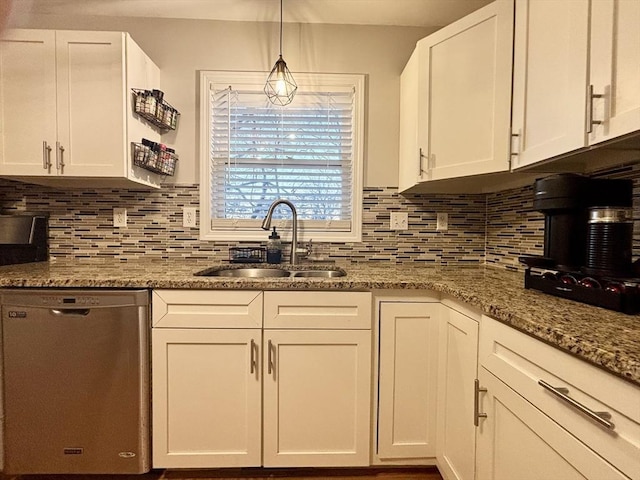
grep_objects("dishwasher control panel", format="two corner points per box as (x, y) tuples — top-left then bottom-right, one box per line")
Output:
(40, 295), (101, 306)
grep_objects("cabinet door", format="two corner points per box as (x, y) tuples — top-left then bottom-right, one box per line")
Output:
(262, 329), (371, 467)
(511, 0), (589, 168)
(55, 30), (126, 177)
(377, 302), (439, 459)
(479, 314), (640, 479)
(0, 29), (57, 175)
(398, 47), (422, 192)
(589, 0), (640, 145)
(436, 307), (479, 480)
(476, 369), (628, 480)
(420, 0), (513, 181)
(152, 328), (262, 468)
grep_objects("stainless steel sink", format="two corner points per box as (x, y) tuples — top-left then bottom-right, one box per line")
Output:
(290, 269), (346, 278)
(195, 266), (346, 278)
(198, 267), (290, 278)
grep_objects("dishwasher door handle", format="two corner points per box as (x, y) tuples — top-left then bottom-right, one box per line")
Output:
(51, 308), (91, 316)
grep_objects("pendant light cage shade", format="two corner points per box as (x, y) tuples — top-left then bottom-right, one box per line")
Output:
(265, 56), (298, 106)
(265, 0), (297, 106)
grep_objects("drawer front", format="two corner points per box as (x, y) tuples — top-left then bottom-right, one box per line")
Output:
(152, 290), (262, 328)
(479, 315), (640, 480)
(264, 291), (372, 329)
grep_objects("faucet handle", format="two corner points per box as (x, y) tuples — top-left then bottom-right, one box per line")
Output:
(295, 239), (313, 259)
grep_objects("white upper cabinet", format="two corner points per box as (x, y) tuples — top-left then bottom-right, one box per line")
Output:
(0, 29), (163, 188)
(511, 0), (640, 169)
(398, 0), (514, 192)
(0, 30), (57, 177)
(398, 48), (421, 192)
(511, 0), (590, 168)
(589, 0), (640, 145)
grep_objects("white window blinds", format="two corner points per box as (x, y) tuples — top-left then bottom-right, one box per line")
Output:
(200, 71), (364, 241)
(200, 72), (364, 241)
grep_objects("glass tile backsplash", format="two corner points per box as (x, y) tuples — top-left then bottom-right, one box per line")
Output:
(1, 160), (639, 269)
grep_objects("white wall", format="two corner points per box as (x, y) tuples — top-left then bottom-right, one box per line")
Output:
(11, 13), (433, 187)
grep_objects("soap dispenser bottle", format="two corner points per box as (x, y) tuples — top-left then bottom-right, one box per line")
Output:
(266, 227), (282, 264)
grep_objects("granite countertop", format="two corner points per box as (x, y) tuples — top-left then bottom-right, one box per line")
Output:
(0, 259), (639, 387)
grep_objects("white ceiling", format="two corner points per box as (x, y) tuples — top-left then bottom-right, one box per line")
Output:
(21, 0), (493, 28)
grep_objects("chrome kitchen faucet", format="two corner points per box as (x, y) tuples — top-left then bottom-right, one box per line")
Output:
(261, 199), (299, 264)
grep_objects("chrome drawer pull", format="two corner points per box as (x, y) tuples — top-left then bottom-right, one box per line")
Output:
(474, 379), (487, 426)
(268, 340), (275, 376)
(250, 339), (258, 375)
(538, 379), (615, 431)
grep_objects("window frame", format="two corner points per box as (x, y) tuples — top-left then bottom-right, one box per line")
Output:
(199, 70), (365, 243)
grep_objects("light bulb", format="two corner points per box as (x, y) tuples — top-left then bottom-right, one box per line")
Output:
(275, 76), (287, 96)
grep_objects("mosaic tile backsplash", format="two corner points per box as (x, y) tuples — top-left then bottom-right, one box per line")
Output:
(0, 179), (486, 265)
(486, 162), (640, 271)
(2, 161), (640, 269)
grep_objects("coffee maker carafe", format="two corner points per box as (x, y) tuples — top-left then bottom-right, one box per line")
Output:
(532, 173), (633, 275)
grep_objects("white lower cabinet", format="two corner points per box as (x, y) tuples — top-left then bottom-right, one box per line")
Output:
(476, 315), (640, 480)
(151, 289), (372, 469)
(374, 296), (440, 462)
(436, 301), (479, 480)
(476, 368), (627, 480)
(151, 288), (640, 477)
(152, 328), (262, 468)
(262, 329), (371, 467)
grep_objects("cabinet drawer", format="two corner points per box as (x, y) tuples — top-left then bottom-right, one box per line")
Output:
(264, 292), (372, 329)
(152, 290), (262, 328)
(479, 315), (640, 480)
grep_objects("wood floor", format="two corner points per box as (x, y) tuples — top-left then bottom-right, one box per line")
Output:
(1, 467), (443, 480)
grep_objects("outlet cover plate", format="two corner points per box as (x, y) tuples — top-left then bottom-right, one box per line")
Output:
(390, 212), (409, 230)
(183, 207), (197, 228)
(436, 212), (448, 231)
(113, 208), (127, 227)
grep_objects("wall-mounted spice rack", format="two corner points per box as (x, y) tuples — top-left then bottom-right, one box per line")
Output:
(132, 140), (178, 176)
(132, 89), (180, 131)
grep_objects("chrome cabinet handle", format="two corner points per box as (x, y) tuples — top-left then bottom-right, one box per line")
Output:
(510, 129), (521, 157)
(267, 339), (275, 376)
(55, 141), (60, 171)
(58, 143), (65, 174)
(587, 84), (604, 134)
(42, 141), (52, 171)
(418, 147), (427, 177)
(474, 379), (487, 426)
(250, 339), (258, 375)
(538, 379), (615, 430)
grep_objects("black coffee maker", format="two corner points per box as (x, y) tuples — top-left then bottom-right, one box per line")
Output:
(529, 173), (633, 275)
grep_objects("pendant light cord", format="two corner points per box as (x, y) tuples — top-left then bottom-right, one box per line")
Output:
(279, 0), (283, 56)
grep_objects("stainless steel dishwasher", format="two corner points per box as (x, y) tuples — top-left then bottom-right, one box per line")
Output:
(0, 289), (150, 474)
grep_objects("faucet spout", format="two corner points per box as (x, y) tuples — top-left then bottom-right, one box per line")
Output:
(261, 199), (299, 264)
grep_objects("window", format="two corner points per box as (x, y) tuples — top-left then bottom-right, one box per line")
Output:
(199, 71), (364, 242)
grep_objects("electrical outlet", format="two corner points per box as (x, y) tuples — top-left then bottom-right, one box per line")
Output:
(390, 212), (409, 230)
(436, 212), (448, 231)
(113, 208), (127, 228)
(183, 207), (197, 228)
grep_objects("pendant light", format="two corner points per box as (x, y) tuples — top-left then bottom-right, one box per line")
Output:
(265, 0), (297, 106)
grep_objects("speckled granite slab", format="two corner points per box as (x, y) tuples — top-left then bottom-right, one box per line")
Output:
(0, 259), (638, 387)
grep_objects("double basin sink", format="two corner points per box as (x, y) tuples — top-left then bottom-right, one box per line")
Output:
(195, 265), (347, 278)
